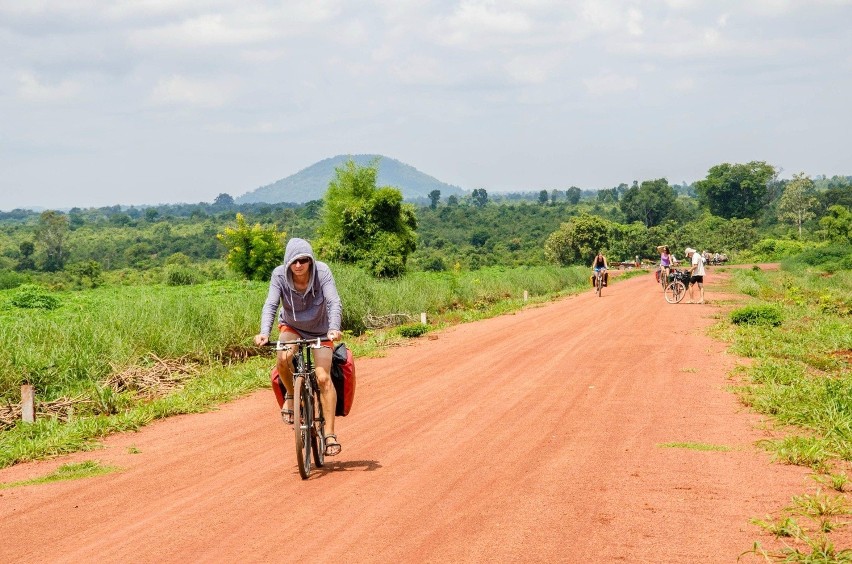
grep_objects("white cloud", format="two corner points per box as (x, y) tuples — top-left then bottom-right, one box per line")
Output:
(148, 74), (235, 107)
(504, 54), (560, 84)
(442, 1), (533, 45)
(582, 71), (638, 95)
(17, 72), (82, 102)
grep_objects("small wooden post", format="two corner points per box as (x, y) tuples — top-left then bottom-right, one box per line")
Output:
(420, 312), (427, 325)
(21, 384), (35, 423)
(523, 290), (529, 302)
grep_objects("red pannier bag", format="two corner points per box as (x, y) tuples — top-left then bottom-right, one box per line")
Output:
(269, 343), (356, 417)
(331, 343), (356, 417)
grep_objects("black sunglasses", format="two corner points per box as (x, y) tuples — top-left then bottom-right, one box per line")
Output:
(292, 257), (312, 265)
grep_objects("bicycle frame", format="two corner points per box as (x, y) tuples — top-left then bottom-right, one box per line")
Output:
(269, 338), (327, 479)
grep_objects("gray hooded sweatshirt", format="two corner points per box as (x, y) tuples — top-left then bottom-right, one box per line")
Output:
(259, 238), (342, 339)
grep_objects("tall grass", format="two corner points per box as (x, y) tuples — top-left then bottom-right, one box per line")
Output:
(0, 264), (588, 402)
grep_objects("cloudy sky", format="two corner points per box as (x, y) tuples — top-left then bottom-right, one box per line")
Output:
(1, 0), (850, 211)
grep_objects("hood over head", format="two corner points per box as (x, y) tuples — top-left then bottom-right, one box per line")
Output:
(283, 238), (316, 290)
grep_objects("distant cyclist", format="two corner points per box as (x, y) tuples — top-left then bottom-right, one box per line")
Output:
(590, 251), (609, 288)
(253, 238), (344, 456)
(657, 245), (674, 286)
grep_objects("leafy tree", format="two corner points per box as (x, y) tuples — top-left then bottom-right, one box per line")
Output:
(471, 188), (488, 207)
(37, 210), (69, 272)
(819, 205), (852, 243)
(67, 260), (103, 287)
(428, 190), (441, 210)
(538, 190), (549, 205)
(565, 187), (581, 205)
(15, 241), (36, 271)
(550, 189), (561, 204)
(124, 242), (154, 268)
(544, 213), (611, 266)
(447, 195), (459, 207)
(144, 208), (160, 222)
(597, 187), (618, 203)
(217, 213), (286, 280)
(317, 159), (417, 277)
(619, 178), (677, 227)
(694, 161), (775, 219)
(777, 172), (817, 237)
(608, 222), (648, 262)
(213, 193), (235, 207)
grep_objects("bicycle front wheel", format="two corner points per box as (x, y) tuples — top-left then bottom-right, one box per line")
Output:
(311, 381), (326, 469)
(294, 375), (312, 479)
(596, 274), (603, 296)
(664, 280), (687, 304)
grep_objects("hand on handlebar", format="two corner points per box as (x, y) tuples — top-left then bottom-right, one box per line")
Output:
(254, 334), (269, 346)
(327, 330), (342, 341)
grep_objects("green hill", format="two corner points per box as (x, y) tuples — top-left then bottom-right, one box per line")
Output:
(235, 154), (467, 204)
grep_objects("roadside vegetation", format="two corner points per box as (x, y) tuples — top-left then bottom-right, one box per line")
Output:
(710, 245), (852, 561)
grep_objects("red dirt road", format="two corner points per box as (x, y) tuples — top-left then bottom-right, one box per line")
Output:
(0, 270), (818, 562)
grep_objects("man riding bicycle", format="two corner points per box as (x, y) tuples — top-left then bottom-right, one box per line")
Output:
(254, 238), (344, 457)
(590, 251), (609, 287)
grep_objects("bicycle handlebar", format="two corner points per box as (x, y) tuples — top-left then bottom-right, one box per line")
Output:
(261, 338), (323, 351)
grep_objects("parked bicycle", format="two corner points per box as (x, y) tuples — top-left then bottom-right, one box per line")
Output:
(264, 338), (327, 479)
(664, 269), (690, 304)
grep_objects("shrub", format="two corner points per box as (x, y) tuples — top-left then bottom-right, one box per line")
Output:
(0, 271), (28, 290)
(9, 284), (61, 309)
(730, 304), (783, 327)
(165, 266), (202, 286)
(397, 323), (429, 338)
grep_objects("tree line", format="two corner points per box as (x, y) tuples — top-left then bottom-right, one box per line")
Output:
(1, 160), (850, 288)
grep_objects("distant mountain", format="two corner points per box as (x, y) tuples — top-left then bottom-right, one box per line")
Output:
(235, 154), (467, 204)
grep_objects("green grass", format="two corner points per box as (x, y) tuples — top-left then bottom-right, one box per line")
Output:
(0, 460), (118, 489)
(658, 442), (732, 452)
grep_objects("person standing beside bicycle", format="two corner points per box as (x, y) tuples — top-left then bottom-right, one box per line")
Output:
(254, 238), (344, 457)
(590, 251), (609, 287)
(684, 247), (706, 304)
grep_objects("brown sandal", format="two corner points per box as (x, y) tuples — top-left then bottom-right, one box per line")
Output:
(281, 394), (294, 425)
(325, 434), (342, 456)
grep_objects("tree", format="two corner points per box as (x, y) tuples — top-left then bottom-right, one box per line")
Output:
(213, 193), (235, 207)
(317, 159), (417, 277)
(544, 213), (611, 266)
(15, 241), (36, 271)
(777, 172), (817, 237)
(538, 190), (549, 205)
(819, 205), (852, 243)
(428, 189), (441, 210)
(550, 189), (561, 204)
(619, 178), (677, 228)
(37, 210), (69, 272)
(565, 187), (581, 205)
(67, 260), (103, 288)
(447, 195), (459, 207)
(694, 161), (775, 219)
(471, 188), (488, 207)
(217, 213), (286, 280)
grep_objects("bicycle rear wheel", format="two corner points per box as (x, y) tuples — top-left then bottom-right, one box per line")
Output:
(294, 375), (312, 479)
(311, 380), (326, 469)
(664, 280), (687, 304)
